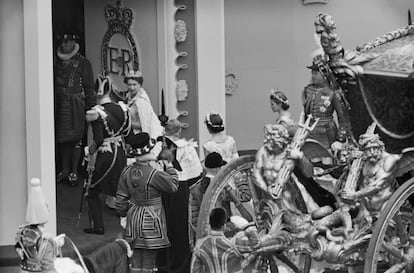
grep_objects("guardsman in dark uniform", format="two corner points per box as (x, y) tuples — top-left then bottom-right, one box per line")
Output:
(83, 75), (131, 235)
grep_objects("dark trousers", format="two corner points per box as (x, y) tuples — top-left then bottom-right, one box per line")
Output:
(163, 181), (191, 273)
(131, 249), (158, 273)
(86, 186), (104, 229)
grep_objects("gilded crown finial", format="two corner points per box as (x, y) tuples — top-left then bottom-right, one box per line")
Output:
(104, 1), (134, 29)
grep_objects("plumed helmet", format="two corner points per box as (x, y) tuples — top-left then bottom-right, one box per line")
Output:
(26, 178), (49, 225)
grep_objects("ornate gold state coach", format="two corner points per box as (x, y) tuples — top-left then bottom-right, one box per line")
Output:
(196, 14), (414, 273)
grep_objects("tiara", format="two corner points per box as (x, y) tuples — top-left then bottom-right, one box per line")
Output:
(205, 112), (224, 128)
(125, 70), (143, 78)
(270, 89), (289, 105)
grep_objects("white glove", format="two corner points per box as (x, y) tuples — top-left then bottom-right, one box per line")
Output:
(230, 216), (249, 229)
(120, 217), (127, 229)
(54, 234), (66, 248)
(127, 158), (136, 166)
(84, 146), (90, 157)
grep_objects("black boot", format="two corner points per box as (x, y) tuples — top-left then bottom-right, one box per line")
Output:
(83, 227), (104, 235)
(84, 187), (105, 234)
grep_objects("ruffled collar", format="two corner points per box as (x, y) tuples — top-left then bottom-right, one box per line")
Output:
(57, 43), (80, 61)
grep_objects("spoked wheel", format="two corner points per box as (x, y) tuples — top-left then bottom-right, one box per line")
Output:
(364, 177), (414, 273)
(197, 155), (312, 273)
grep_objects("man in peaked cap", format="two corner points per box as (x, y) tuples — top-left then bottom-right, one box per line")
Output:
(303, 54), (351, 166)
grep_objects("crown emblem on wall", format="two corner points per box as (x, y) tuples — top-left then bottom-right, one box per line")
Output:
(105, 0), (134, 29)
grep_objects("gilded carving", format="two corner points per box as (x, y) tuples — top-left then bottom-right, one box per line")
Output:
(102, 1), (140, 89)
(225, 71), (240, 95)
(176, 80), (189, 101)
(303, 0), (327, 4)
(174, 20), (187, 43)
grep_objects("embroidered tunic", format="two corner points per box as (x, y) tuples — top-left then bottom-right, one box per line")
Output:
(54, 53), (96, 143)
(190, 228), (260, 273)
(89, 102), (131, 196)
(115, 163), (179, 249)
(303, 84), (351, 148)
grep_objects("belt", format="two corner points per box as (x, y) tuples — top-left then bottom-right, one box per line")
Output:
(131, 197), (162, 206)
(103, 135), (122, 144)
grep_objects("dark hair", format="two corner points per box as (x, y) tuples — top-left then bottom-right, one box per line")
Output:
(165, 119), (182, 136)
(270, 90), (290, 110)
(204, 152), (227, 169)
(124, 77), (144, 86)
(205, 113), (225, 134)
(209, 207), (227, 230)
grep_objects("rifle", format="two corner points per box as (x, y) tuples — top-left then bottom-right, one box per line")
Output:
(77, 124), (97, 227)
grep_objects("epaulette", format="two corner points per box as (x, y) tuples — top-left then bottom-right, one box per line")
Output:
(119, 101), (128, 112)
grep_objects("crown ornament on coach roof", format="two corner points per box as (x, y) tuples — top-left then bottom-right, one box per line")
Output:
(105, 0), (134, 29)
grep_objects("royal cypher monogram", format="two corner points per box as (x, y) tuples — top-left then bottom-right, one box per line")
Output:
(101, 1), (139, 77)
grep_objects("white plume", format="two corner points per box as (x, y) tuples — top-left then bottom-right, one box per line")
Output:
(311, 32), (324, 58)
(54, 257), (85, 273)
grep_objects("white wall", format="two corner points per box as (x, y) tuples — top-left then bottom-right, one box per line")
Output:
(196, 0), (226, 159)
(0, 0), (27, 245)
(224, 0), (414, 150)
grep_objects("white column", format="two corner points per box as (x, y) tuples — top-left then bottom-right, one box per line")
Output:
(157, 0), (183, 121)
(23, 0), (56, 235)
(195, 0), (226, 158)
